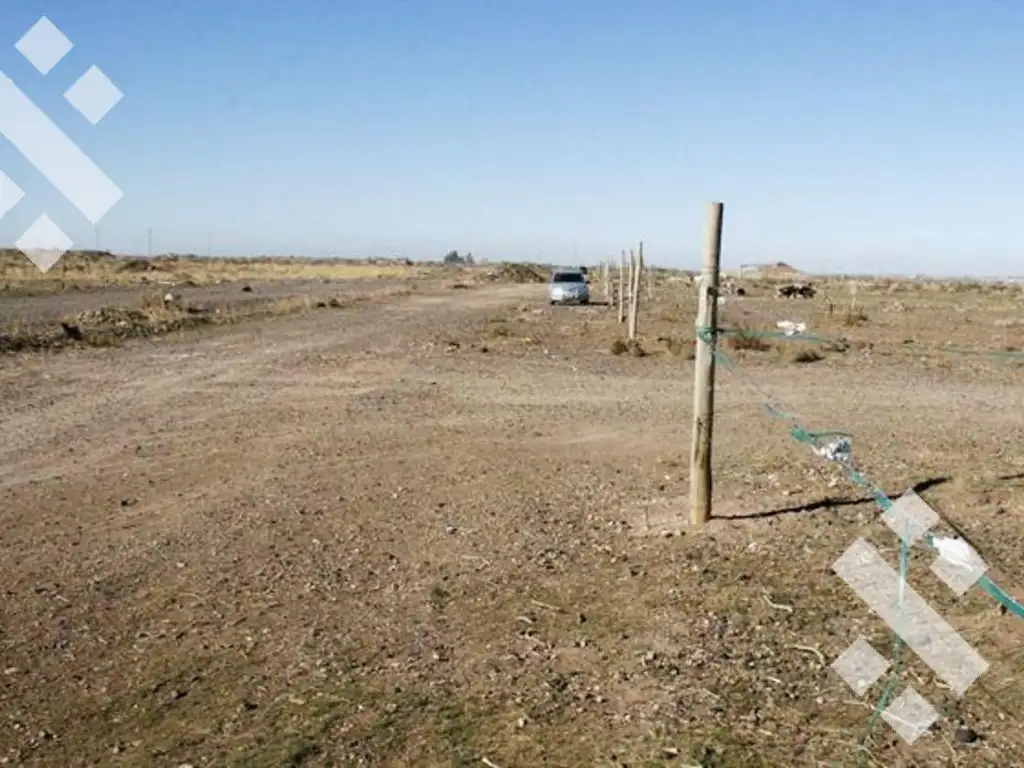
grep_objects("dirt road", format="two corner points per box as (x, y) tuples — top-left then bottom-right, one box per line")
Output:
(1, 282), (1022, 766)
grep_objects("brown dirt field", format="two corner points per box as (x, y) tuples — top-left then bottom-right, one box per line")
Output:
(1, 270), (1023, 767)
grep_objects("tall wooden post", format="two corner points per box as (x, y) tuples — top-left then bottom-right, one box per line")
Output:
(628, 243), (643, 340)
(603, 259), (611, 304)
(617, 250), (626, 323)
(690, 203), (723, 526)
(645, 245), (654, 301)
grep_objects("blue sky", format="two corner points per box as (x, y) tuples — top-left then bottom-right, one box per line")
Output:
(1, 0), (1023, 275)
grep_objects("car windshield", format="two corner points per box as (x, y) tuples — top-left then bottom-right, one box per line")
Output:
(552, 272), (584, 283)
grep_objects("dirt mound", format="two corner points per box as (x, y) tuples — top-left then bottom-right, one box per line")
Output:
(484, 262), (549, 283)
(119, 258), (163, 272)
(762, 261), (804, 276)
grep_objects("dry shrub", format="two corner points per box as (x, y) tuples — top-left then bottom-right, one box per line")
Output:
(842, 308), (869, 326)
(657, 335), (693, 358)
(789, 348), (824, 364)
(610, 338), (646, 357)
(626, 339), (647, 357)
(727, 330), (772, 352)
(483, 263), (548, 284)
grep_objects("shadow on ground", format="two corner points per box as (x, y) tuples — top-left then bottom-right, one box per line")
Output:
(733, 475), (952, 520)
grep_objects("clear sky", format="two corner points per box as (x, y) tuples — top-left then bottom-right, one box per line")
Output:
(1, 0), (1022, 275)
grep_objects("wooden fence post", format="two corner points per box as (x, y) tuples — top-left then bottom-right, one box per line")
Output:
(628, 243), (643, 340)
(645, 242), (654, 302)
(690, 203), (724, 526)
(627, 249), (635, 339)
(603, 259), (611, 304)
(618, 250), (626, 323)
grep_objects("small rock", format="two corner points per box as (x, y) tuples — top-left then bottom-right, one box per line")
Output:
(953, 726), (979, 744)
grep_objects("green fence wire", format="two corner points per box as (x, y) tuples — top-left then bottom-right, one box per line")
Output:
(710, 323), (1024, 363)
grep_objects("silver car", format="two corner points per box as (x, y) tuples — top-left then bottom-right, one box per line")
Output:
(549, 270), (590, 305)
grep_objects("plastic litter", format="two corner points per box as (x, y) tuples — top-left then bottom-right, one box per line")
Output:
(813, 436), (852, 463)
(776, 320), (807, 336)
(932, 536), (984, 571)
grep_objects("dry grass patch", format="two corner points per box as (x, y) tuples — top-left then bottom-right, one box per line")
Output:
(0, 249), (429, 291)
(788, 347), (824, 364)
(610, 338), (646, 357)
(0, 287), (410, 354)
(842, 308), (870, 326)
(657, 335), (692, 357)
(726, 330), (773, 352)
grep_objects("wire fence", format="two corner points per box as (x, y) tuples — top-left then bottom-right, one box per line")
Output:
(694, 321), (1024, 761)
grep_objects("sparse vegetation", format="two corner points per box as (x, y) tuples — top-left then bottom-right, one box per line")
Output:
(842, 307), (870, 326)
(0, 248), (425, 289)
(727, 330), (773, 352)
(610, 338), (646, 356)
(0, 286), (412, 353)
(789, 347), (824, 363)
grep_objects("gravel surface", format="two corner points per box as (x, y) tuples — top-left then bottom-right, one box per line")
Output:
(0, 280), (1022, 767)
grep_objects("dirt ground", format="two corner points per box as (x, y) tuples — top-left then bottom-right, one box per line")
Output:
(1, 268), (1023, 767)
(0, 278), (413, 327)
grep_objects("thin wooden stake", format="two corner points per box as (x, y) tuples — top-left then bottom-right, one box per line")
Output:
(617, 250), (626, 323)
(628, 243), (643, 340)
(645, 246), (654, 301)
(690, 203), (723, 526)
(626, 249), (635, 339)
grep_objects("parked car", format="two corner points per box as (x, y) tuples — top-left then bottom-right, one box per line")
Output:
(549, 269), (590, 305)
